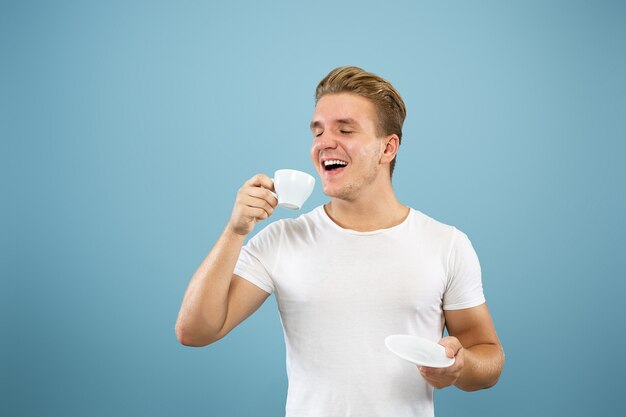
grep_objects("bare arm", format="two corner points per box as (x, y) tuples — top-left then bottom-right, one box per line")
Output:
(419, 304), (504, 391)
(175, 174), (277, 347)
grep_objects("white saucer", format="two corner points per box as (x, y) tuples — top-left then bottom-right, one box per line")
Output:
(385, 335), (455, 368)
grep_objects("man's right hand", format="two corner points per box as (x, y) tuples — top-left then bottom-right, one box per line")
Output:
(176, 173), (276, 346)
(228, 173), (278, 236)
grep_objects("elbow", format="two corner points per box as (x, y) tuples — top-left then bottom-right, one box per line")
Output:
(472, 371), (503, 392)
(175, 323), (199, 347)
(491, 346), (505, 387)
(475, 370), (503, 391)
(175, 321), (222, 347)
(457, 372), (502, 392)
(474, 346), (505, 391)
(481, 345), (505, 390)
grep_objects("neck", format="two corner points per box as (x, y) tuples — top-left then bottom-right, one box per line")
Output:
(324, 183), (409, 232)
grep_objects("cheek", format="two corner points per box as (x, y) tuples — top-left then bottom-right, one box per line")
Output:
(310, 142), (320, 167)
(355, 141), (381, 161)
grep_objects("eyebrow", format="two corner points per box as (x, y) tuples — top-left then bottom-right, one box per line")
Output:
(310, 118), (359, 130)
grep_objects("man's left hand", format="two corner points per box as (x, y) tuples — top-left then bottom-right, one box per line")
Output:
(418, 336), (464, 389)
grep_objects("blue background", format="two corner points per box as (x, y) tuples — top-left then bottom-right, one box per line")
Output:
(2, 1), (625, 416)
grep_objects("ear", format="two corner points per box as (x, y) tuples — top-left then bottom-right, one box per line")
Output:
(380, 134), (400, 164)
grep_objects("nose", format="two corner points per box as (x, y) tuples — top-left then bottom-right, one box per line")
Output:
(312, 131), (338, 153)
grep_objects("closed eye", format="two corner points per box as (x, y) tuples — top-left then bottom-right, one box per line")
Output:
(340, 130), (353, 134)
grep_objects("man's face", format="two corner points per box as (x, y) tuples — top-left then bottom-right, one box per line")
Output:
(310, 93), (386, 201)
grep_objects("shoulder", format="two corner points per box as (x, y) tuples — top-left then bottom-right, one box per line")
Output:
(409, 208), (458, 240)
(407, 208), (476, 258)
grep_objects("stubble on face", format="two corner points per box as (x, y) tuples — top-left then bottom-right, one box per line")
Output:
(328, 140), (382, 201)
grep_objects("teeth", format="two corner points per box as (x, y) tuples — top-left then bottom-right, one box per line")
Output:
(324, 160), (348, 166)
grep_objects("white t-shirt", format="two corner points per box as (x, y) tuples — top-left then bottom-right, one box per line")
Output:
(234, 206), (485, 417)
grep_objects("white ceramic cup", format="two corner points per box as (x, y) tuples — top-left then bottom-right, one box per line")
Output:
(273, 169), (315, 210)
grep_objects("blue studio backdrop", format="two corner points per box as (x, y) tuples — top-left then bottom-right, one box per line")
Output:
(2, 1), (625, 416)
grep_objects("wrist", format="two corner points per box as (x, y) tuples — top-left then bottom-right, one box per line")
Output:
(223, 224), (249, 241)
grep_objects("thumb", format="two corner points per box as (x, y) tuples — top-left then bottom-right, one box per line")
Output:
(439, 336), (462, 358)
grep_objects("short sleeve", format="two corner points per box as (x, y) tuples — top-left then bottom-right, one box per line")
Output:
(443, 230), (486, 310)
(233, 225), (278, 294)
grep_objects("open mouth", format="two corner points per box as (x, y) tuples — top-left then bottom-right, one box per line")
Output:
(323, 159), (348, 172)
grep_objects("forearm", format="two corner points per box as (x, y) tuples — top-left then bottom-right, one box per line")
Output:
(455, 343), (505, 391)
(175, 227), (246, 345)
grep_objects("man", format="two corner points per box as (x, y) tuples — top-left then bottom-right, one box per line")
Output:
(176, 66), (504, 417)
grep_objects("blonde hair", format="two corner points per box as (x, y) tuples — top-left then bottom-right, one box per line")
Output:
(315, 66), (407, 177)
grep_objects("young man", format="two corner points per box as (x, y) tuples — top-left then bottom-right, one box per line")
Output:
(176, 66), (504, 417)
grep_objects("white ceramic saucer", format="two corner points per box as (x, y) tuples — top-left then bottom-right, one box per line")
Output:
(385, 334), (455, 368)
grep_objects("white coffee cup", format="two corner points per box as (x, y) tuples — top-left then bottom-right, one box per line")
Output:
(273, 169), (315, 210)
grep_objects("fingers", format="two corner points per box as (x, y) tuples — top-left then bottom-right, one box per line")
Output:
(245, 183), (278, 205)
(418, 337), (465, 389)
(241, 174), (278, 211)
(244, 173), (275, 192)
(228, 174), (278, 236)
(419, 362), (461, 389)
(419, 366), (454, 389)
(238, 189), (276, 217)
(240, 178), (277, 210)
(243, 206), (271, 221)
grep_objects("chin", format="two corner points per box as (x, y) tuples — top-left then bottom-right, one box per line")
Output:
(322, 185), (355, 201)
(321, 185), (336, 197)
(321, 185), (339, 198)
